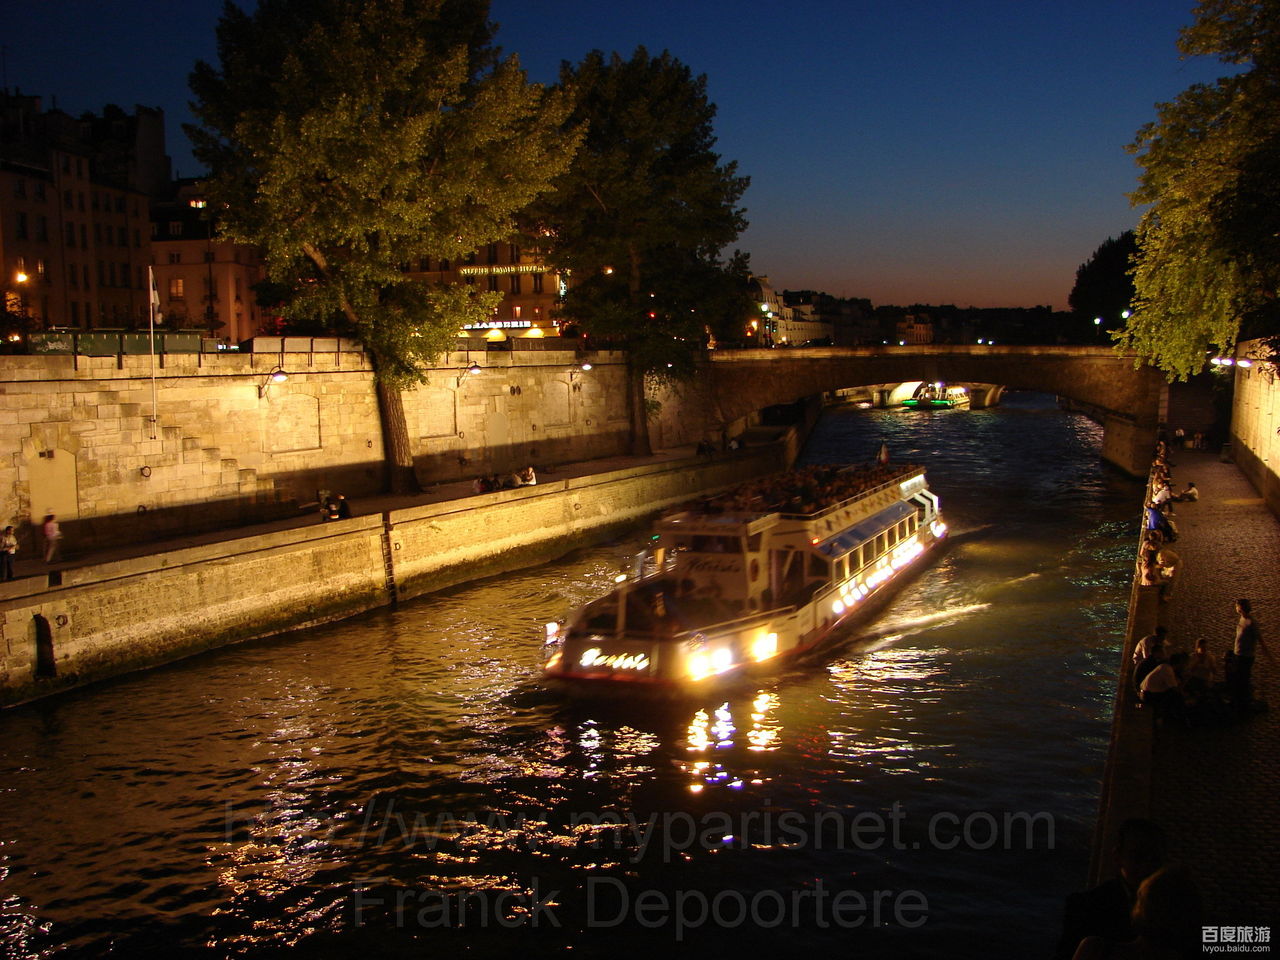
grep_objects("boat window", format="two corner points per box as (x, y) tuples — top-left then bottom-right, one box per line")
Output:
(689, 535), (741, 553)
(808, 553), (828, 578)
(837, 557), (848, 579)
(875, 533), (887, 557)
(888, 525), (899, 547)
(746, 534), (762, 551)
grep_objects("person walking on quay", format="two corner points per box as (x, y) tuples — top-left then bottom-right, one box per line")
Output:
(41, 514), (61, 563)
(1, 525), (17, 580)
(1228, 598), (1273, 713)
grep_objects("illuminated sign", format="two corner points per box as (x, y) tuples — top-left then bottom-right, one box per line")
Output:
(462, 320), (532, 329)
(457, 265), (546, 276)
(579, 647), (650, 672)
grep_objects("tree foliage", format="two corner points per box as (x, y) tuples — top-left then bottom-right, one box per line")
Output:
(523, 48), (750, 451)
(188, 0), (579, 487)
(1121, 0), (1280, 379)
(1069, 231), (1136, 336)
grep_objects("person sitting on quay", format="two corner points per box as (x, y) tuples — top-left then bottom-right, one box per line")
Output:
(519, 465), (537, 486)
(1055, 818), (1167, 959)
(1139, 651), (1189, 724)
(1183, 638), (1225, 721)
(1070, 864), (1202, 960)
(1133, 627), (1167, 666)
(1174, 481), (1198, 502)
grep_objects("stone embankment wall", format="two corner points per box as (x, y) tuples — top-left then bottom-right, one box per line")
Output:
(1, 343), (631, 553)
(0, 446), (784, 707)
(1230, 339), (1280, 514)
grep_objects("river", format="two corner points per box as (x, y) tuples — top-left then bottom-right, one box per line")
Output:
(0, 392), (1142, 959)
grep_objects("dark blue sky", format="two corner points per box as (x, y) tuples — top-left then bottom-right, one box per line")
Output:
(5, 1), (1229, 308)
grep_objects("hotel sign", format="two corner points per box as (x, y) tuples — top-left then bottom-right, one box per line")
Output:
(457, 265), (545, 276)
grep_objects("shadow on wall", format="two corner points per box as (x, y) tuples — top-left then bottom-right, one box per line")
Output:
(413, 430), (631, 487)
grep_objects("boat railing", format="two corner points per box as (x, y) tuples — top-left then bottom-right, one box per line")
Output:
(667, 606), (798, 643)
(777, 466), (925, 523)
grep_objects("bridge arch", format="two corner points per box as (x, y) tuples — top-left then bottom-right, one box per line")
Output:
(653, 346), (1165, 475)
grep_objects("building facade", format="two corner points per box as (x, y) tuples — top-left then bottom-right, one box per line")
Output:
(150, 182), (270, 344)
(1, 93), (161, 331)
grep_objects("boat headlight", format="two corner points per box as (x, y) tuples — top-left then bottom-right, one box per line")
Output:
(711, 648), (734, 673)
(752, 632), (778, 662)
(832, 600), (845, 615)
(687, 652), (710, 681)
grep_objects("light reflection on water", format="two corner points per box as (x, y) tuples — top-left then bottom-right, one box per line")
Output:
(0, 393), (1141, 959)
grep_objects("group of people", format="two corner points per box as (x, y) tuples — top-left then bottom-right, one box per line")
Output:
(689, 461), (920, 517)
(1144, 445), (1196, 545)
(1171, 426), (1206, 450)
(0, 514), (64, 580)
(1132, 599), (1272, 724)
(471, 465), (537, 494)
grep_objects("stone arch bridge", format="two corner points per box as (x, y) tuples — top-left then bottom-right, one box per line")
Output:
(655, 345), (1168, 475)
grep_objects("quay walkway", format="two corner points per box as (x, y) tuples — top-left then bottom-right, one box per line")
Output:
(5, 446), (702, 587)
(1092, 447), (1279, 929)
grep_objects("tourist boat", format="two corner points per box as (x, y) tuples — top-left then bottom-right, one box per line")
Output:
(542, 462), (946, 690)
(902, 383), (970, 409)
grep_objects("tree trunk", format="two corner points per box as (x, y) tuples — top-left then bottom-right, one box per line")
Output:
(626, 359), (652, 456)
(375, 376), (420, 494)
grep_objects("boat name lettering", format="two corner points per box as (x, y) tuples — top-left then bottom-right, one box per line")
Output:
(580, 647), (650, 672)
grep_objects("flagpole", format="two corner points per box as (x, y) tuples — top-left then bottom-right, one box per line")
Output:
(148, 265), (158, 440)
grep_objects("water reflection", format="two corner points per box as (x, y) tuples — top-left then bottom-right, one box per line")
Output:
(0, 394), (1141, 959)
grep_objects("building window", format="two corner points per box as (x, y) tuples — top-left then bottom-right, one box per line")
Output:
(70, 301), (79, 325)
(510, 274), (521, 294)
(418, 257), (430, 272)
(168, 222), (182, 237)
(512, 305), (522, 319)
(13, 178), (25, 198)
(487, 274), (498, 292)
(168, 252), (181, 264)
(35, 258), (46, 279)
(83, 264), (91, 288)
(63, 189), (73, 209)
(91, 191), (99, 211)
(34, 182), (45, 201)
(439, 258), (450, 271)
(80, 224), (88, 248)
(203, 251), (214, 263)
(169, 278), (185, 299)
(15, 212), (27, 240)
(486, 243), (498, 264)
(509, 244), (520, 262)
(78, 192), (85, 212)
(35, 215), (48, 241)
(68, 264), (78, 288)
(532, 273), (543, 294)
(118, 227), (127, 246)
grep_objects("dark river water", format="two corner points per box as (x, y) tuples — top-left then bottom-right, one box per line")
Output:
(0, 393), (1143, 959)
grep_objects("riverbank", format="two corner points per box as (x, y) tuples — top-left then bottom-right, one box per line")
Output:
(0, 443), (789, 708)
(1089, 448), (1279, 926)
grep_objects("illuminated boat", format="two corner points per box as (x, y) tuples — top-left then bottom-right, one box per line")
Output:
(902, 383), (970, 409)
(542, 463), (946, 689)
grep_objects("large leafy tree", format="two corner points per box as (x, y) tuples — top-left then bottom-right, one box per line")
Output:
(525, 48), (750, 454)
(188, 0), (579, 490)
(1121, 0), (1280, 379)
(1068, 231), (1137, 341)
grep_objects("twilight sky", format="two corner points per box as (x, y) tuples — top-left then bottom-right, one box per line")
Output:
(5, 1), (1231, 308)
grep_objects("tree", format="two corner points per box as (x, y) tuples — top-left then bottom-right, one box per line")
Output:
(188, 0), (579, 491)
(524, 48), (750, 454)
(1121, 0), (1280, 379)
(1068, 231), (1137, 341)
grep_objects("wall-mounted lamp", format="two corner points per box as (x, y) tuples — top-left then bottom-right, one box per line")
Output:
(258, 365), (289, 398)
(569, 361), (593, 382)
(457, 361), (482, 386)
